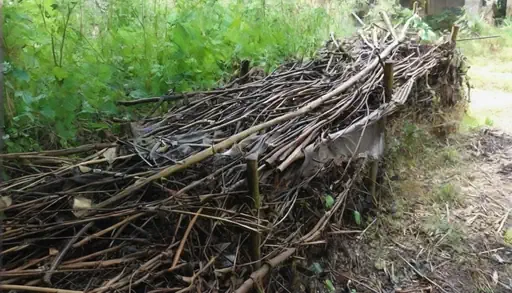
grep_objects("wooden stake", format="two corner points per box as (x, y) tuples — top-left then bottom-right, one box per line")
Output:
(384, 62), (394, 103)
(240, 60), (250, 78)
(371, 61), (394, 202)
(246, 154), (261, 270)
(450, 25), (460, 44)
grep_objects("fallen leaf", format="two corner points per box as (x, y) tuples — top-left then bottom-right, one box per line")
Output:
(493, 253), (504, 264)
(0, 196), (13, 209)
(310, 262), (323, 274)
(49, 248), (59, 256)
(72, 196), (92, 217)
(492, 270), (499, 285)
(375, 258), (386, 271)
(78, 165), (92, 173)
(103, 147), (117, 164)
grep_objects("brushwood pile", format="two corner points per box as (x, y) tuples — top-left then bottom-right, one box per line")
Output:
(0, 14), (467, 293)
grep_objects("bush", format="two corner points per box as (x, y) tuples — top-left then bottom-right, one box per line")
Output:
(3, 0), (349, 151)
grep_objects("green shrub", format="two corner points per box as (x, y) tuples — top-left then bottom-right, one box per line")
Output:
(3, 0), (347, 151)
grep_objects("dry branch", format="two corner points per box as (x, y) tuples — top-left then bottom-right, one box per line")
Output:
(0, 11), (468, 293)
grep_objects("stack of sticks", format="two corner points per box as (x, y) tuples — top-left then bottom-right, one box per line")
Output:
(0, 12), (466, 293)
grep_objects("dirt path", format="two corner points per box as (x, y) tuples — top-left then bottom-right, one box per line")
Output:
(328, 65), (512, 292)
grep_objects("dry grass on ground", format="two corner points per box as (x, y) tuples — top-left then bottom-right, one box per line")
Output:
(329, 113), (512, 293)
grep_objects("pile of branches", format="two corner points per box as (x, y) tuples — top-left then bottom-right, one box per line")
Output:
(0, 13), (466, 293)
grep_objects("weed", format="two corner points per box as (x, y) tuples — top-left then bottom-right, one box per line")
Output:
(504, 228), (512, 245)
(434, 183), (461, 204)
(460, 114), (483, 132)
(422, 214), (465, 248)
(441, 147), (461, 165)
(484, 117), (494, 126)
(4, 0), (355, 151)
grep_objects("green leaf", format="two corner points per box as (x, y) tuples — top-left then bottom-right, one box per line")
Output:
(52, 66), (68, 80)
(41, 106), (56, 119)
(504, 228), (512, 245)
(16, 91), (33, 105)
(324, 279), (335, 292)
(12, 68), (30, 82)
(353, 210), (361, 226)
(310, 262), (323, 274)
(324, 194), (334, 209)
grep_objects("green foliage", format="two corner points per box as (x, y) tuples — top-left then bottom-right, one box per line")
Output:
(434, 183), (460, 204)
(442, 147), (460, 164)
(422, 214), (465, 249)
(324, 194), (334, 209)
(4, 0), (342, 151)
(424, 7), (463, 32)
(324, 279), (335, 292)
(504, 228), (512, 245)
(388, 121), (432, 160)
(353, 210), (362, 226)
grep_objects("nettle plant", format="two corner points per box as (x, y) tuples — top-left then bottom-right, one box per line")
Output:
(4, 1), (120, 151)
(3, 0), (338, 152)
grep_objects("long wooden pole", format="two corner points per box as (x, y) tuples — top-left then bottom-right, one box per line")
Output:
(88, 13), (418, 213)
(246, 155), (261, 270)
(371, 61), (394, 202)
(450, 25), (460, 44)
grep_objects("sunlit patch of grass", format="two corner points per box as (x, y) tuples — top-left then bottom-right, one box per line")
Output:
(433, 183), (461, 204)
(468, 67), (512, 93)
(441, 147), (461, 165)
(422, 213), (465, 249)
(460, 113), (482, 132)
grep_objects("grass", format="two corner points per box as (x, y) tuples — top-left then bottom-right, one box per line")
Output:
(422, 214), (465, 248)
(458, 17), (512, 93)
(433, 183), (461, 204)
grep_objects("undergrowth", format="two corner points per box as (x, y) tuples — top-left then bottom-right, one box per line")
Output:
(3, 0), (362, 151)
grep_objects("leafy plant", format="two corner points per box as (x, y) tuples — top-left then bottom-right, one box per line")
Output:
(4, 0), (347, 151)
(434, 183), (461, 204)
(324, 194), (335, 209)
(353, 210), (362, 226)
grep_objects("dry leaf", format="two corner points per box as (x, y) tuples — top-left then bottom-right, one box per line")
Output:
(49, 248), (59, 256)
(493, 253), (504, 264)
(0, 196), (13, 209)
(72, 196), (92, 218)
(78, 165), (92, 173)
(103, 147), (117, 164)
(492, 270), (499, 285)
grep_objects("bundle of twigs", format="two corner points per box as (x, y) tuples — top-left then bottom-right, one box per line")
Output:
(0, 12), (466, 293)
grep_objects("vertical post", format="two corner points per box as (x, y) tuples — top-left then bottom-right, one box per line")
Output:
(240, 60), (250, 78)
(450, 25), (460, 44)
(371, 62), (394, 202)
(240, 60), (250, 84)
(383, 62), (394, 104)
(246, 154), (261, 270)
